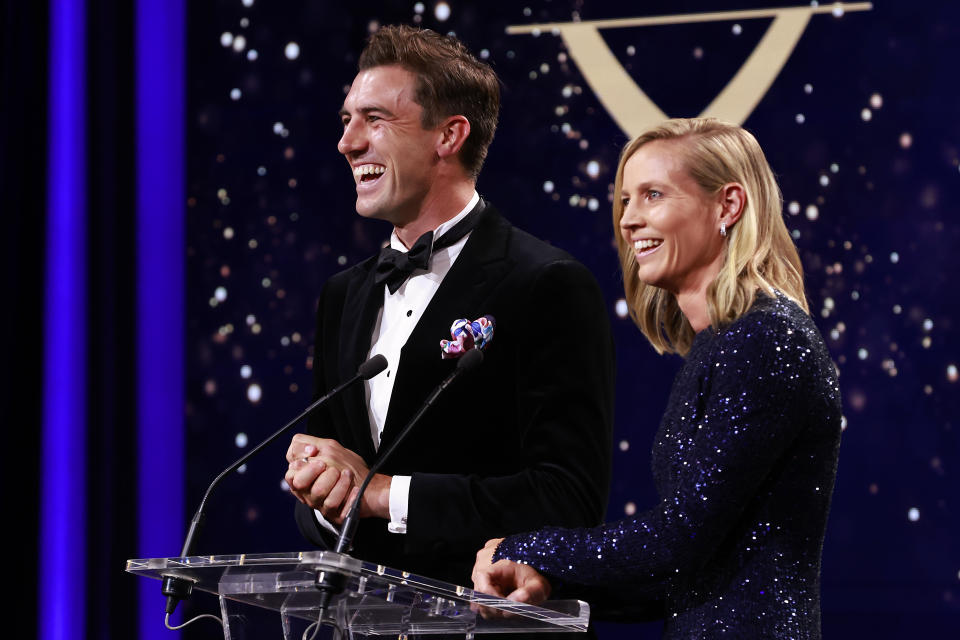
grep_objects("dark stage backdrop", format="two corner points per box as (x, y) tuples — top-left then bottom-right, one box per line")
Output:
(182, 1), (959, 637)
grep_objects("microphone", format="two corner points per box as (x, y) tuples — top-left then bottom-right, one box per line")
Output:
(312, 348), (485, 622)
(160, 354), (388, 617)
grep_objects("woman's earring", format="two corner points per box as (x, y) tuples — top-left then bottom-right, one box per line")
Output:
(720, 221), (727, 237)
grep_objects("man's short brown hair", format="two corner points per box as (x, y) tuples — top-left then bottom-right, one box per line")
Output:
(358, 25), (500, 179)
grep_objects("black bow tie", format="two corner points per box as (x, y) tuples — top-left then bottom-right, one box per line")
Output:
(374, 200), (484, 294)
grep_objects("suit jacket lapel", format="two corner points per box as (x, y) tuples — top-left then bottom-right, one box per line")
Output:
(338, 259), (383, 463)
(378, 204), (512, 452)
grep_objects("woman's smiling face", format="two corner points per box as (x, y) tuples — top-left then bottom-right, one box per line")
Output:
(618, 139), (726, 297)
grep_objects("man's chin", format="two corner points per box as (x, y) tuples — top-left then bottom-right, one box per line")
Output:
(354, 198), (387, 220)
(355, 196), (405, 225)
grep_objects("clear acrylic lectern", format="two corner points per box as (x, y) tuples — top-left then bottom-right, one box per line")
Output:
(127, 551), (588, 638)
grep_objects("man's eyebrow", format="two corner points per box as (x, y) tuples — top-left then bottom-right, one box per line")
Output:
(338, 105), (396, 119)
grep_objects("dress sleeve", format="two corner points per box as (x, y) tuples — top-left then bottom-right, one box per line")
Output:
(494, 310), (817, 596)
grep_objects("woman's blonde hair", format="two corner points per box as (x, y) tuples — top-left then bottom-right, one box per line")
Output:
(613, 118), (807, 355)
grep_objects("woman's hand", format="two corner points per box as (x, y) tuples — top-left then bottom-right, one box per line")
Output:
(472, 538), (551, 605)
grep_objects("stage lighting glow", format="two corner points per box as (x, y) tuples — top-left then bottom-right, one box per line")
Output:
(615, 299), (629, 318)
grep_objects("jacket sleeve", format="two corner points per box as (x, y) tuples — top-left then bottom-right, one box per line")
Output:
(403, 259), (616, 554)
(293, 282), (338, 549)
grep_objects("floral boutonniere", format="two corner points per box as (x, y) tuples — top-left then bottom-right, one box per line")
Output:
(440, 315), (495, 359)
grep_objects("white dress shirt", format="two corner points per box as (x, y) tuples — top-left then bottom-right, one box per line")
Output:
(314, 191), (479, 535)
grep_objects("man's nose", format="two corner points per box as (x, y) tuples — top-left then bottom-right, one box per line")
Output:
(338, 119), (366, 156)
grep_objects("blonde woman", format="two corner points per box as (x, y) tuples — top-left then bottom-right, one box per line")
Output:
(472, 119), (841, 639)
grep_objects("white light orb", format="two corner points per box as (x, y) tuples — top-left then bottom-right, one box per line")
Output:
(615, 299), (629, 318)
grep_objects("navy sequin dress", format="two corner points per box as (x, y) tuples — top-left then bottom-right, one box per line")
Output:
(494, 292), (841, 639)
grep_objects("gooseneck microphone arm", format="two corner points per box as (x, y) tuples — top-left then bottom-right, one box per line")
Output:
(336, 347), (484, 553)
(161, 354), (388, 616)
(311, 347), (485, 626)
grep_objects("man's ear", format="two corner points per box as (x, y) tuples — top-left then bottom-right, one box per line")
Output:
(436, 115), (471, 160)
(718, 182), (746, 229)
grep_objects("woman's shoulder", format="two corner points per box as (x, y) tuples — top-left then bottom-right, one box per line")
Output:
(730, 290), (820, 342)
(699, 290), (831, 372)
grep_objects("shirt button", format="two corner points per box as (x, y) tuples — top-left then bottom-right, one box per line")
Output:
(406, 309), (413, 317)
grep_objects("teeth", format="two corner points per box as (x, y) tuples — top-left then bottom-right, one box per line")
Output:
(634, 239), (663, 250)
(353, 164), (386, 177)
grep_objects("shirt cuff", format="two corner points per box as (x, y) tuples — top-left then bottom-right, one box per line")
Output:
(313, 509), (341, 537)
(387, 475), (411, 534)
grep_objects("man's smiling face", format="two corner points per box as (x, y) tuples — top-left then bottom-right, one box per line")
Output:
(338, 65), (441, 227)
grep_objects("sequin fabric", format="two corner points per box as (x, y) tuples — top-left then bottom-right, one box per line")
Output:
(494, 292), (842, 639)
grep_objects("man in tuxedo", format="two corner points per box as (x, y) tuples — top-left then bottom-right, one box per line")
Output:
(284, 25), (615, 586)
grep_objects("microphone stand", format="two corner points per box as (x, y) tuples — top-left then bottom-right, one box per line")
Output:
(161, 354), (388, 617)
(312, 348), (485, 628)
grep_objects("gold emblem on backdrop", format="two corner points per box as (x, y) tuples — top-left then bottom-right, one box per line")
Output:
(507, 3), (872, 137)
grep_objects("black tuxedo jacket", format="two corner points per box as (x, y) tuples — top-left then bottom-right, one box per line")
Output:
(295, 202), (615, 585)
